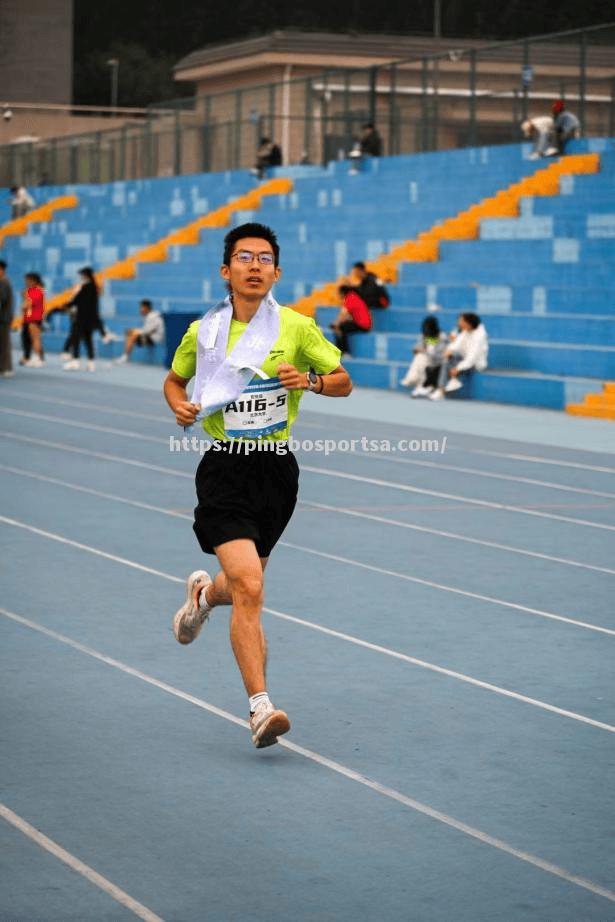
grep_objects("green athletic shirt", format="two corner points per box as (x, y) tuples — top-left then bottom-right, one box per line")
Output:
(171, 306), (341, 441)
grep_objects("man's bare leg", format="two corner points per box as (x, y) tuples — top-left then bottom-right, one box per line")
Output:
(212, 539), (288, 747)
(198, 554), (269, 675)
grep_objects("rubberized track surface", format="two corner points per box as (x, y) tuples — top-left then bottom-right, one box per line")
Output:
(2, 363), (614, 922)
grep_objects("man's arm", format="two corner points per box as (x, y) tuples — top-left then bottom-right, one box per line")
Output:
(277, 363), (352, 397)
(163, 369), (201, 426)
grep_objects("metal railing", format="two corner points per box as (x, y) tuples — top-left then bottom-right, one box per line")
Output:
(1, 23), (614, 187)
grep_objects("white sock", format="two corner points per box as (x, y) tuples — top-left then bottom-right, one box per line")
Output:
(249, 692), (271, 714)
(198, 585), (212, 612)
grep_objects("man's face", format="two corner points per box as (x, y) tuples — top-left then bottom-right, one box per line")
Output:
(221, 236), (281, 299)
(458, 316), (471, 332)
(140, 304), (149, 316)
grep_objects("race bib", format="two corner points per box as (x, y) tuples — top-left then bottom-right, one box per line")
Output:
(223, 376), (288, 438)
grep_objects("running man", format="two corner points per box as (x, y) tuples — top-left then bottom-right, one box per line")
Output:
(163, 222), (352, 748)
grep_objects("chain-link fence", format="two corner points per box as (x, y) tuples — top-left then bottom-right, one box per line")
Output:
(2, 23), (614, 187)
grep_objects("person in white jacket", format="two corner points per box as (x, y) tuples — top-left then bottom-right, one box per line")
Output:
(429, 312), (488, 401)
(521, 115), (556, 159)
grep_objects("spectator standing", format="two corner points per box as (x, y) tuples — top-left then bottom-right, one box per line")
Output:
(400, 315), (448, 396)
(114, 300), (165, 364)
(10, 185), (35, 219)
(0, 260), (14, 377)
(350, 261), (390, 310)
(521, 116), (556, 159)
(63, 266), (99, 372)
(19, 272), (45, 367)
(254, 137), (282, 179)
(552, 101), (581, 154)
(331, 285), (372, 356)
(429, 312), (488, 400)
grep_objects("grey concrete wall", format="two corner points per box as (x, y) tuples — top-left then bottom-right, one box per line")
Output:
(0, 0), (73, 104)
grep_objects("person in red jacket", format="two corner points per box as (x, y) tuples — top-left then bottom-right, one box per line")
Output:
(19, 272), (45, 367)
(330, 284), (372, 356)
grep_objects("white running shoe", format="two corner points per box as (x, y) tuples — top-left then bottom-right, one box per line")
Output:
(60, 351), (71, 360)
(173, 570), (213, 645)
(114, 354), (128, 365)
(428, 389), (445, 401)
(27, 356), (44, 367)
(102, 331), (119, 343)
(444, 378), (463, 393)
(87, 360), (96, 372)
(63, 360), (80, 370)
(411, 385), (433, 397)
(250, 700), (291, 749)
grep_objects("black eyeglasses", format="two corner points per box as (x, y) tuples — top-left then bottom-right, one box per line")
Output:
(231, 250), (275, 266)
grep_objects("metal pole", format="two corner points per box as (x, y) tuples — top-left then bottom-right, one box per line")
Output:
(107, 59), (119, 116)
(578, 29), (587, 136)
(468, 50), (477, 148)
(522, 41), (529, 124)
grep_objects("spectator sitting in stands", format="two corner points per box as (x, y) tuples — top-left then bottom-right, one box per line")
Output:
(9, 185), (35, 219)
(429, 312), (488, 401)
(551, 100), (580, 155)
(348, 123), (383, 174)
(521, 115), (556, 160)
(400, 315), (448, 396)
(349, 261), (390, 310)
(330, 285), (372, 357)
(114, 300), (165, 364)
(253, 136), (282, 180)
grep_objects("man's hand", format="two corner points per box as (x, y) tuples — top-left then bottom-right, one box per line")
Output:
(173, 401), (201, 426)
(277, 362), (308, 390)
(450, 367), (459, 378)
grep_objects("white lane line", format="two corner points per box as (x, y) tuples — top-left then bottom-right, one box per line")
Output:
(0, 430), (192, 478)
(1, 427), (613, 533)
(0, 802), (166, 922)
(299, 498), (615, 576)
(1, 515), (614, 730)
(2, 607), (615, 908)
(2, 468), (614, 637)
(459, 446), (615, 475)
(8, 381), (613, 475)
(343, 450), (615, 500)
(3, 393), (612, 499)
(3, 461), (613, 578)
(4, 390), (170, 424)
(0, 407), (162, 443)
(301, 464), (615, 532)
(279, 540), (615, 638)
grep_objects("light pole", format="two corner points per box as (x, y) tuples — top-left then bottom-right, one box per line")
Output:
(107, 58), (119, 116)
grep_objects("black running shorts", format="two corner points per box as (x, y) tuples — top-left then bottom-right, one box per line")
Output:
(193, 444), (299, 558)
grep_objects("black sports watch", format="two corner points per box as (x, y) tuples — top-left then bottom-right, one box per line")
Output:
(306, 370), (323, 393)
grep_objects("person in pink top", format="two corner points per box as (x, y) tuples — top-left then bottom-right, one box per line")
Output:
(20, 272), (45, 367)
(330, 284), (372, 357)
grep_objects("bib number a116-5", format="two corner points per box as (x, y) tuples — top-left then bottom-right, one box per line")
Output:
(223, 377), (288, 438)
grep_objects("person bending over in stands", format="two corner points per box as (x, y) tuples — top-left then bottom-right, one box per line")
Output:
(521, 115), (556, 159)
(429, 312), (488, 401)
(115, 300), (165, 364)
(330, 285), (372, 357)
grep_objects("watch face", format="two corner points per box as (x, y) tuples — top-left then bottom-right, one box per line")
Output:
(308, 371), (318, 385)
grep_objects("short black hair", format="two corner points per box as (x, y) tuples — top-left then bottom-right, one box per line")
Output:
(140, 299), (153, 309)
(460, 312), (481, 330)
(352, 261), (366, 271)
(25, 272), (43, 286)
(338, 284), (354, 296)
(79, 266), (95, 280)
(223, 222), (280, 267)
(422, 316), (441, 337)
(0, 260), (6, 270)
